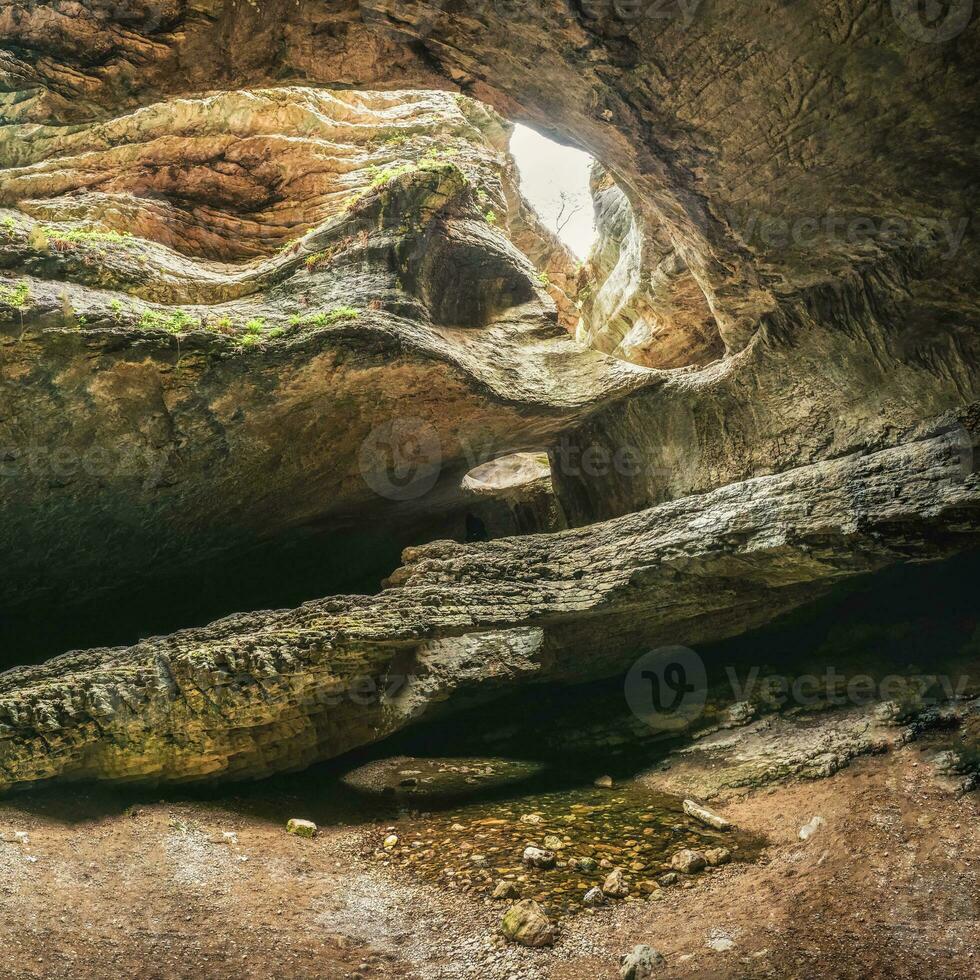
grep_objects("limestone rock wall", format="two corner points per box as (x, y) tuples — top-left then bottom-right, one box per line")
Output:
(0, 411), (976, 791)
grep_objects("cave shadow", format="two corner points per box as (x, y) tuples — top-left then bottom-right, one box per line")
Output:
(2, 550), (977, 829)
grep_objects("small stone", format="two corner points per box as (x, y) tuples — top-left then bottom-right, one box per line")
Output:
(583, 886), (606, 906)
(799, 815), (826, 841)
(723, 701), (755, 726)
(704, 847), (731, 866)
(620, 944), (666, 979)
(576, 856), (598, 873)
(383, 834), (399, 849)
(492, 880), (521, 900)
(522, 846), (556, 869)
(543, 834), (565, 850)
(670, 849), (706, 874)
(285, 818), (317, 839)
(682, 799), (732, 830)
(519, 813), (542, 825)
(500, 900), (555, 947)
(594, 775), (614, 789)
(637, 878), (660, 894)
(602, 867), (629, 898)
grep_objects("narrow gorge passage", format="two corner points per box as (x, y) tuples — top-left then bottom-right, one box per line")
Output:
(0, 3), (978, 979)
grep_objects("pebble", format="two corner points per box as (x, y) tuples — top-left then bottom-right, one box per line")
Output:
(602, 867), (629, 898)
(670, 849), (707, 874)
(522, 846), (556, 869)
(704, 847), (731, 866)
(594, 775), (614, 789)
(583, 886), (606, 906)
(285, 819), (317, 839)
(491, 880), (521, 900)
(799, 816), (826, 841)
(620, 944), (666, 978)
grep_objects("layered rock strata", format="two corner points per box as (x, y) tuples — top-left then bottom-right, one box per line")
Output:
(0, 411), (975, 791)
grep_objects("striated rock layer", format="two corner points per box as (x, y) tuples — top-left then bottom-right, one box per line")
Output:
(0, 87), (641, 611)
(0, 410), (976, 791)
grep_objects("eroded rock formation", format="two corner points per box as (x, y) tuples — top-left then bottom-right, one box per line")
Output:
(0, 3), (978, 790)
(0, 410), (975, 790)
(0, 86), (643, 610)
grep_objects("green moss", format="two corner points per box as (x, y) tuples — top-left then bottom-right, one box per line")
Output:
(485, 210), (497, 225)
(0, 215), (15, 235)
(47, 226), (134, 247)
(536, 271), (551, 286)
(0, 280), (30, 309)
(138, 308), (201, 334)
(267, 326), (285, 338)
(305, 249), (334, 272)
(289, 306), (360, 328)
(244, 317), (265, 334)
(238, 333), (262, 348)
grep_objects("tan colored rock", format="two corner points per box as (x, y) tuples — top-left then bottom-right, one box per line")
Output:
(683, 799), (732, 831)
(500, 900), (555, 947)
(602, 868), (629, 898)
(670, 849), (707, 874)
(285, 819), (317, 839)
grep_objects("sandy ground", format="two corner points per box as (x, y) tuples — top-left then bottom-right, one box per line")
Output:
(0, 733), (976, 980)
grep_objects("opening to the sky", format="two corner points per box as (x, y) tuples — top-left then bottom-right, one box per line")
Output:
(509, 123), (597, 260)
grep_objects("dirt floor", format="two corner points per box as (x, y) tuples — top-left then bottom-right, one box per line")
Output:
(0, 723), (976, 980)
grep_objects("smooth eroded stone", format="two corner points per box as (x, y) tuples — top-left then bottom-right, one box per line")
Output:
(620, 944), (666, 979)
(522, 846), (556, 869)
(704, 847), (731, 866)
(682, 799), (732, 830)
(670, 849), (706, 874)
(583, 886), (606, 906)
(799, 816), (826, 841)
(491, 880), (521, 900)
(500, 900), (555, 947)
(602, 867), (629, 897)
(286, 818), (317, 839)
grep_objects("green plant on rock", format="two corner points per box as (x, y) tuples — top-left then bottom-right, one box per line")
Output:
(292, 306), (360, 328)
(244, 317), (265, 335)
(0, 215), (15, 236)
(109, 298), (125, 321)
(0, 280), (30, 309)
(138, 308), (201, 335)
(485, 210), (497, 225)
(238, 333), (262, 348)
(46, 226), (134, 251)
(305, 249), (334, 273)
(267, 326), (285, 339)
(537, 271), (551, 286)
